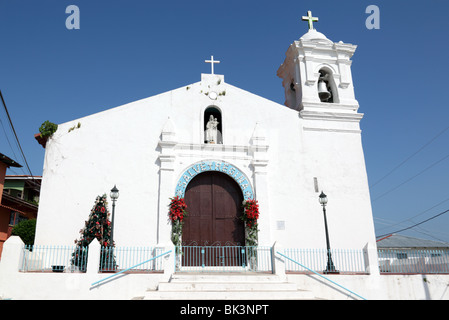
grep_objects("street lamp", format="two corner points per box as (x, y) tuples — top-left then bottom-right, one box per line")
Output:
(319, 191), (338, 274)
(110, 185), (119, 244)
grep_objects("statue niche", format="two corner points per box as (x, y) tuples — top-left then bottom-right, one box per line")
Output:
(204, 107), (222, 144)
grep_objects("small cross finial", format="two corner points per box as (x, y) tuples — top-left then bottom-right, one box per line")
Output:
(302, 10), (319, 30)
(205, 55), (220, 74)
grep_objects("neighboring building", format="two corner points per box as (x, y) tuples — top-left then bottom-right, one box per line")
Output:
(0, 153), (22, 258)
(377, 234), (449, 250)
(377, 234), (449, 274)
(0, 175), (41, 258)
(33, 13), (376, 256)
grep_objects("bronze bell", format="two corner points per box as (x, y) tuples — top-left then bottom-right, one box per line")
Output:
(318, 80), (331, 101)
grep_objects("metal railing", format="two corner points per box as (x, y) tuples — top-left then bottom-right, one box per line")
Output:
(378, 249), (449, 274)
(277, 251), (367, 300)
(283, 248), (367, 274)
(92, 250), (172, 287)
(20, 245), (165, 273)
(21, 245), (88, 273)
(175, 245), (273, 273)
(99, 246), (165, 272)
(22, 244), (449, 276)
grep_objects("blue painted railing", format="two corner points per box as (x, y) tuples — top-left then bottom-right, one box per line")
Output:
(175, 246), (272, 273)
(277, 251), (367, 300)
(283, 247), (367, 274)
(99, 246), (165, 272)
(91, 250), (172, 287)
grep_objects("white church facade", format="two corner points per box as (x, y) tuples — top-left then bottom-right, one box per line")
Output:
(34, 17), (375, 254)
(3, 12), (449, 301)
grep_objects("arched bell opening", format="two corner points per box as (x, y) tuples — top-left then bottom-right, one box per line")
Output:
(317, 69), (337, 103)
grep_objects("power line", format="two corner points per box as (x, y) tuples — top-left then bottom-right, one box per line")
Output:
(0, 116), (21, 165)
(369, 124), (449, 189)
(375, 195), (449, 232)
(412, 225), (449, 243)
(376, 208), (449, 238)
(0, 89), (35, 179)
(375, 214), (449, 243)
(372, 152), (449, 202)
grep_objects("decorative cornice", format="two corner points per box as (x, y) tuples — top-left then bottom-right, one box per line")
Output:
(300, 110), (364, 122)
(303, 126), (362, 134)
(301, 101), (360, 112)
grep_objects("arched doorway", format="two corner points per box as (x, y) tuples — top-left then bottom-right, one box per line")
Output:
(182, 171), (245, 247)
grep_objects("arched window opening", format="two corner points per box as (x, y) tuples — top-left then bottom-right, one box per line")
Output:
(204, 106), (223, 144)
(287, 80), (298, 107)
(317, 69), (335, 103)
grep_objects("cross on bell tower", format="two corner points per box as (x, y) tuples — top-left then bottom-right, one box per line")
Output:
(301, 10), (319, 30)
(278, 10), (359, 111)
(205, 55), (221, 75)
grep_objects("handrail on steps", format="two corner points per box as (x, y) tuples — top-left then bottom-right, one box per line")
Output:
(276, 251), (367, 300)
(91, 250), (172, 287)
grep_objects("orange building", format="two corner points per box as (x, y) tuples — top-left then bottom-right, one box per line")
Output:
(0, 153), (40, 258)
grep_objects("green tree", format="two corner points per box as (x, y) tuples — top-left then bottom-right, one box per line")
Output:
(11, 219), (36, 246)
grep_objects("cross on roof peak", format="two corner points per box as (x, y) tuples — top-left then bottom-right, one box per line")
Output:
(302, 10), (319, 30)
(205, 55), (220, 75)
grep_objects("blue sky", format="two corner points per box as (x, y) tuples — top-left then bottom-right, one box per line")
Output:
(1, 0), (448, 243)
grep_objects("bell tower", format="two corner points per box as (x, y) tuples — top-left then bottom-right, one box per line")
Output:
(277, 11), (359, 115)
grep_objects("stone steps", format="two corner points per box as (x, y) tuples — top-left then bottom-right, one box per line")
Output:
(140, 273), (318, 300)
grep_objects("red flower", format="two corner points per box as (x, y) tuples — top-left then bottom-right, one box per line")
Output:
(241, 199), (259, 228)
(169, 196), (188, 222)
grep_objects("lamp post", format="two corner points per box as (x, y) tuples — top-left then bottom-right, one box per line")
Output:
(318, 191), (338, 274)
(110, 185), (119, 245)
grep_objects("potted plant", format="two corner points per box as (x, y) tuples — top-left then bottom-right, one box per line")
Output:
(35, 120), (58, 148)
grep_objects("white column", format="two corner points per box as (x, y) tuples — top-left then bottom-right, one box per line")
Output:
(272, 242), (286, 281)
(363, 242), (380, 275)
(162, 244), (175, 281)
(86, 240), (101, 274)
(157, 118), (177, 246)
(0, 236), (24, 274)
(250, 123), (271, 246)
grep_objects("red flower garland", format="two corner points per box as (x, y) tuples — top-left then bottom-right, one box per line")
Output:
(241, 199), (260, 228)
(241, 199), (260, 247)
(169, 196), (188, 222)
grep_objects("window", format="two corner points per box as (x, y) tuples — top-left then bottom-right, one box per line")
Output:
(204, 106), (223, 144)
(396, 252), (408, 260)
(9, 211), (27, 226)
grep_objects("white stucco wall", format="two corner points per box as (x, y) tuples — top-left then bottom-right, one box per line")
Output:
(34, 72), (375, 251)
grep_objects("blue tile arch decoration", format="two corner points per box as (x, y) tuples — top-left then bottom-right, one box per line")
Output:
(175, 160), (254, 200)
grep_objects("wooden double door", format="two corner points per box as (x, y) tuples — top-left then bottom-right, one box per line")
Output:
(182, 171), (245, 266)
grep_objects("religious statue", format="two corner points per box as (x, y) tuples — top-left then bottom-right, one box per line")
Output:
(205, 115), (220, 144)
